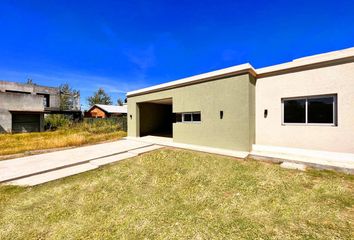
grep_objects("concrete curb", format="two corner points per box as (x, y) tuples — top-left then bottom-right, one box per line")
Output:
(249, 154), (354, 174)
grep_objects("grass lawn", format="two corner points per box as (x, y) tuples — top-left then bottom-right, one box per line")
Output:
(0, 148), (353, 239)
(0, 121), (126, 157)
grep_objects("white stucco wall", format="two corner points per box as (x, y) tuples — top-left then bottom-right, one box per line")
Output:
(255, 62), (354, 153)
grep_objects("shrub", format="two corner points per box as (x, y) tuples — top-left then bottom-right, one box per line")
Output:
(81, 118), (122, 133)
(45, 114), (72, 130)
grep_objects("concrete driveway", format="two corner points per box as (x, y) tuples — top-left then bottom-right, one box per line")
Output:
(0, 139), (162, 185)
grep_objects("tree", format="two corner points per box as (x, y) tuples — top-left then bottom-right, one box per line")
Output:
(117, 98), (124, 106)
(87, 88), (112, 107)
(26, 79), (36, 85)
(59, 83), (80, 111)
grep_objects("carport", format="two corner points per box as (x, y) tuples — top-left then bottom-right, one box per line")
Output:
(138, 98), (173, 138)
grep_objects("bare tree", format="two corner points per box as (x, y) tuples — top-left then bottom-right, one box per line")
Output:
(117, 98), (124, 106)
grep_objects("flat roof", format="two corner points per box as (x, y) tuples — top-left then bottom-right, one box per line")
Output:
(0, 80), (58, 91)
(127, 47), (354, 97)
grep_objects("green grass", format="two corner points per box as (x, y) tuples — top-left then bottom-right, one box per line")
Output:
(0, 149), (353, 239)
(0, 120), (126, 157)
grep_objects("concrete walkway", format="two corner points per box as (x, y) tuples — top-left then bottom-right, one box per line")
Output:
(0, 140), (163, 186)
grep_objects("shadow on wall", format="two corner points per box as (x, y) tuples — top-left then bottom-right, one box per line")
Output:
(0, 124), (6, 133)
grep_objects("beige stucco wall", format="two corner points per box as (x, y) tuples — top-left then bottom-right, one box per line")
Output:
(255, 62), (354, 153)
(128, 73), (255, 151)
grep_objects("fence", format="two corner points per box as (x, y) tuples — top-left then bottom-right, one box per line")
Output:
(83, 116), (127, 132)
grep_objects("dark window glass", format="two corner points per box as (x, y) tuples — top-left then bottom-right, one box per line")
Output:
(284, 99), (306, 123)
(5, 90), (30, 94)
(43, 95), (49, 107)
(183, 113), (192, 122)
(45, 95), (50, 107)
(192, 113), (201, 122)
(308, 97), (334, 123)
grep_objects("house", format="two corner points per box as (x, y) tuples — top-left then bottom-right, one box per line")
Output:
(85, 104), (127, 118)
(127, 47), (354, 162)
(0, 81), (81, 133)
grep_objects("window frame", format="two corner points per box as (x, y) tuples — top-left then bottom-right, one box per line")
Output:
(281, 94), (337, 126)
(181, 112), (201, 123)
(36, 93), (50, 108)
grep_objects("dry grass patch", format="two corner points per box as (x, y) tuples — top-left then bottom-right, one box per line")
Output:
(0, 121), (126, 157)
(0, 148), (353, 239)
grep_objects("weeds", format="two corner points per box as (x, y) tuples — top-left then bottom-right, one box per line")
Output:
(0, 120), (126, 157)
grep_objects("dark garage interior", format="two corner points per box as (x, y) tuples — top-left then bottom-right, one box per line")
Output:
(138, 98), (173, 138)
(11, 112), (41, 133)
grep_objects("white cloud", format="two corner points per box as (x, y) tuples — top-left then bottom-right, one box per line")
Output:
(124, 44), (156, 71)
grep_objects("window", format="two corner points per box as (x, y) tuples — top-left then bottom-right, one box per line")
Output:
(175, 112), (201, 123)
(282, 95), (336, 125)
(308, 97), (334, 123)
(37, 93), (50, 107)
(192, 112), (201, 122)
(283, 99), (306, 123)
(183, 113), (192, 122)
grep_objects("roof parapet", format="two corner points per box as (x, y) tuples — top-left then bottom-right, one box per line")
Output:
(127, 47), (354, 97)
(256, 47), (354, 77)
(127, 63), (255, 96)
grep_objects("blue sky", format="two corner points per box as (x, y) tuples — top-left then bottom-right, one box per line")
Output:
(0, 0), (353, 109)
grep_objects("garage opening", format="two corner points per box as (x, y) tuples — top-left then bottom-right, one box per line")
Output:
(12, 113), (41, 133)
(139, 98), (173, 138)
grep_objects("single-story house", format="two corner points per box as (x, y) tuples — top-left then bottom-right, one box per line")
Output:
(126, 47), (354, 162)
(85, 104), (127, 118)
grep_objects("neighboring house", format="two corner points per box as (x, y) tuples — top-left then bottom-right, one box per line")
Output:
(85, 104), (127, 118)
(127, 47), (354, 161)
(0, 81), (80, 133)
